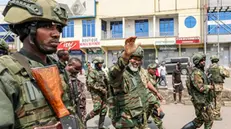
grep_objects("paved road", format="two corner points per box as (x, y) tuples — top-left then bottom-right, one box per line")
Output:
(85, 101), (231, 129)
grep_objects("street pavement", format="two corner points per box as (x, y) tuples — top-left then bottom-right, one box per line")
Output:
(79, 71), (231, 129)
(85, 101), (231, 129)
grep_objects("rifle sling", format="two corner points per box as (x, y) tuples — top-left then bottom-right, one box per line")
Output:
(11, 52), (34, 80)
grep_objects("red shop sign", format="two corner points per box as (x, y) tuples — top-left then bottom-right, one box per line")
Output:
(57, 40), (80, 50)
(176, 37), (200, 44)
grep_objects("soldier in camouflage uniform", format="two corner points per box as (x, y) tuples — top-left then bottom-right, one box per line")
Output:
(108, 37), (161, 129)
(66, 57), (87, 122)
(207, 55), (230, 121)
(0, 0), (84, 128)
(182, 53), (214, 129)
(146, 63), (164, 129)
(56, 49), (70, 71)
(85, 56), (108, 129)
(0, 39), (9, 56)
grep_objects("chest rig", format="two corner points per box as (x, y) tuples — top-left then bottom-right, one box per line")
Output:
(0, 53), (72, 128)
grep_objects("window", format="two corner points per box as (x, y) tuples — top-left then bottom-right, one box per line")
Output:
(135, 19), (149, 37)
(62, 20), (74, 38)
(159, 18), (174, 36)
(185, 16), (196, 28)
(82, 20), (95, 37)
(101, 20), (107, 32)
(110, 21), (123, 38)
(0, 24), (14, 43)
(208, 12), (231, 21)
(208, 24), (231, 34)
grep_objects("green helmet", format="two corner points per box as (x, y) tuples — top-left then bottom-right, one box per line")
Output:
(131, 46), (144, 59)
(147, 63), (158, 69)
(192, 53), (206, 65)
(210, 55), (219, 62)
(0, 39), (9, 50)
(92, 57), (104, 64)
(2, 0), (68, 26)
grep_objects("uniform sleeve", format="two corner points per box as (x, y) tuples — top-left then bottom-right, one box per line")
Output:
(191, 71), (211, 94)
(0, 68), (20, 129)
(108, 57), (128, 87)
(87, 70), (95, 86)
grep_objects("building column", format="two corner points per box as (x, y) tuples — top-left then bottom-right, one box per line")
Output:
(153, 16), (156, 37)
(123, 17), (126, 38)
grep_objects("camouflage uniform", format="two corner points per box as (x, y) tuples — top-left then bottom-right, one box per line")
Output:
(69, 74), (87, 122)
(146, 63), (164, 129)
(85, 57), (108, 129)
(0, 39), (9, 55)
(0, 0), (84, 129)
(207, 55), (230, 120)
(108, 47), (159, 129)
(182, 53), (214, 129)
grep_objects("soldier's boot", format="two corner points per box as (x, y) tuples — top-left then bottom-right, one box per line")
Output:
(98, 115), (108, 129)
(181, 121), (196, 129)
(179, 92), (182, 103)
(173, 93), (177, 104)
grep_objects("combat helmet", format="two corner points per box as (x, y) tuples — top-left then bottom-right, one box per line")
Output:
(2, 0), (68, 40)
(131, 46), (144, 59)
(192, 53), (206, 65)
(0, 39), (9, 51)
(147, 63), (158, 69)
(3, 0), (67, 26)
(92, 57), (104, 64)
(210, 55), (219, 62)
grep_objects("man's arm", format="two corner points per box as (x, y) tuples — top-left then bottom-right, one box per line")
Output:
(108, 36), (141, 86)
(191, 71), (213, 93)
(0, 69), (20, 129)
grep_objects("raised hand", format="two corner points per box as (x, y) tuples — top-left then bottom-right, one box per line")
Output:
(124, 36), (141, 57)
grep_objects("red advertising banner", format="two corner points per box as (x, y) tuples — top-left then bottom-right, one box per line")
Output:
(176, 37), (200, 44)
(57, 40), (80, 50)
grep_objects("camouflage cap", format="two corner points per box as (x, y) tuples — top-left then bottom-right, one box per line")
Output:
(210, 55), (219, 62)
(92, 57), (104, 64)
(147, 63), (158, 69)
(2, 0), (68, 26)
(192, 53), (206, 65)
(0, 39), (9, 50)
(131, 46), (144, 59)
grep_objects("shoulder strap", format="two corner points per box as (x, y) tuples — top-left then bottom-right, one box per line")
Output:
(11, 52), (34, 80)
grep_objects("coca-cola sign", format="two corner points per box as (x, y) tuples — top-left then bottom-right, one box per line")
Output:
(57, 40), (80, 50)
(176, 37), (200, 44)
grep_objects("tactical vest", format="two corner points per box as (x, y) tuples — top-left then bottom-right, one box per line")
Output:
(0, 54), (76, 129)
(189, 68), (212, 104)
(208, 65), (224, 83)
(109, 68), (157, 119)
(88, 69), (107, 91)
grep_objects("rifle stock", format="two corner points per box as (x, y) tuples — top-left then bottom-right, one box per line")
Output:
(31, 65), (70, 118)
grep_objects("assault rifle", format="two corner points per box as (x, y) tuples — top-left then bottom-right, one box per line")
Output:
(32, 65), (80, 129)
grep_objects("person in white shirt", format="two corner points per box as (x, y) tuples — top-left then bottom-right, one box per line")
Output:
(159, 62), (167, 86)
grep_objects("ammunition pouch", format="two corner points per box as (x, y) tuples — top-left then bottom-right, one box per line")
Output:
(201, 104), (214, 121)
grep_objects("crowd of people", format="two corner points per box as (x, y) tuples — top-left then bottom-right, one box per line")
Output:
(0, 0), (230, 129)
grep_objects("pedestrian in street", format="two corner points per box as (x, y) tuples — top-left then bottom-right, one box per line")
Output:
(159, 62), (167, 86)
(0, 39), (9, 56)
(107, 37), (162, 129)
(207, 55), (230, 121)
(172, 62), (184, 104)
(0, 0), (83, 128)
(85, 57), (108, 129)
(65, 57), (87, 122)
(182, 53), (214, 129)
